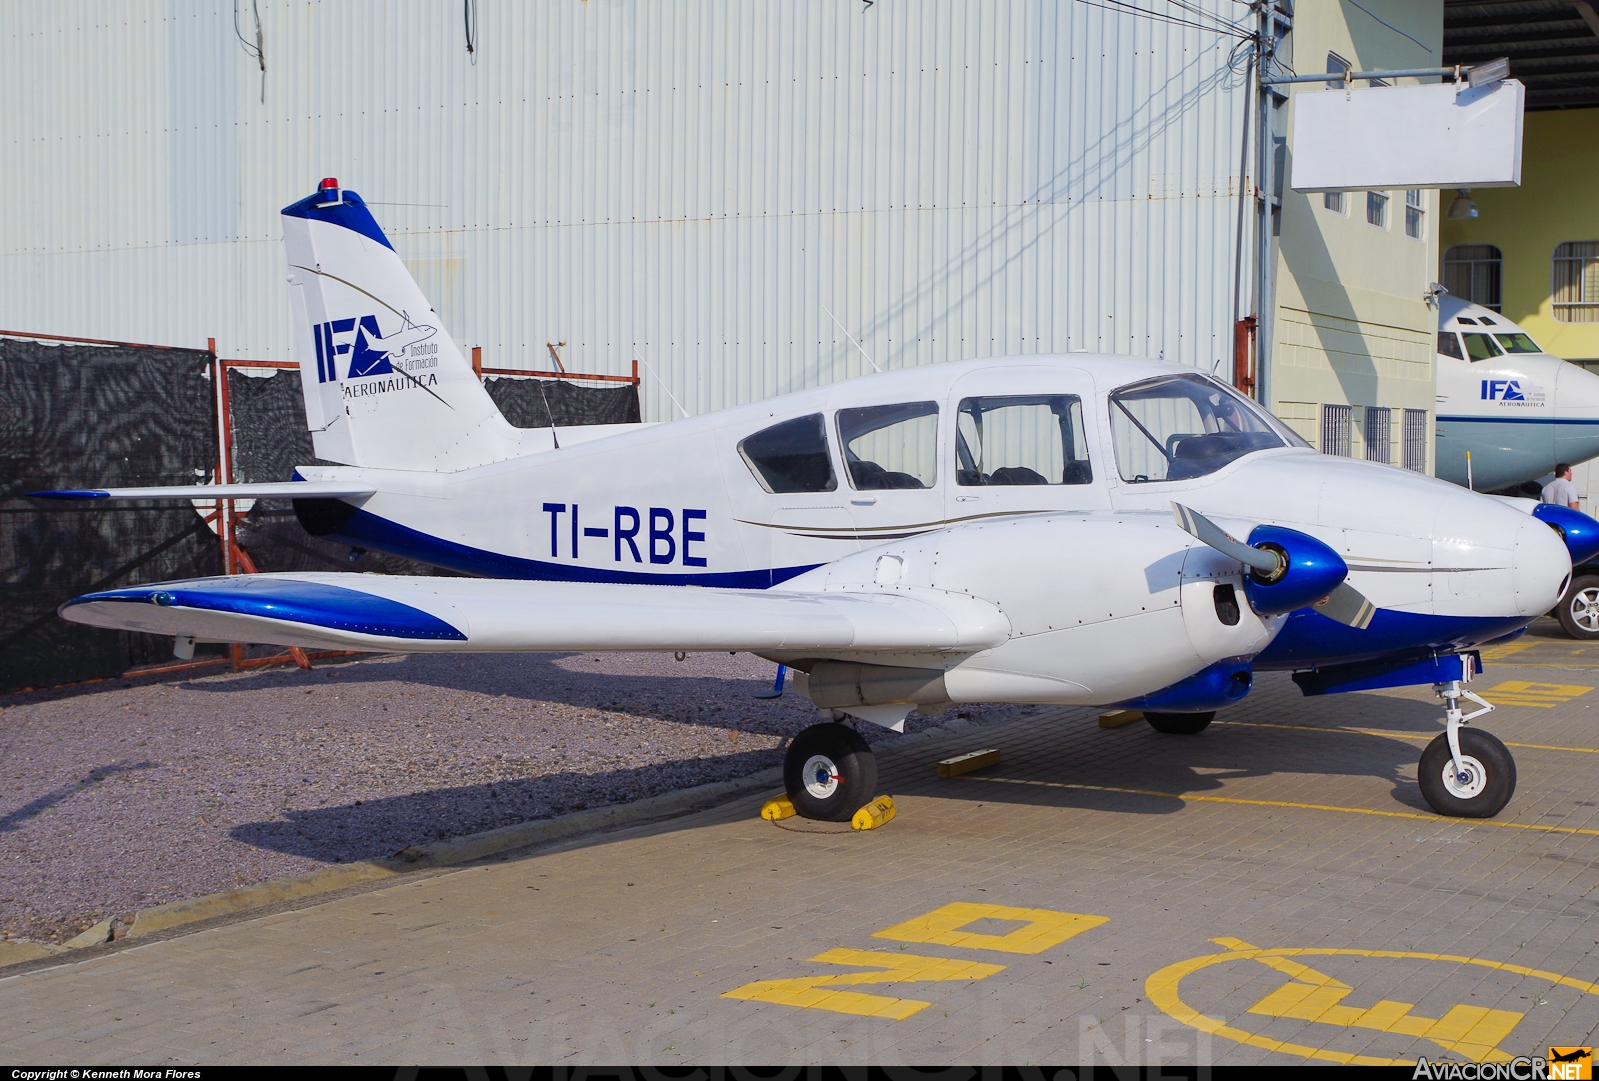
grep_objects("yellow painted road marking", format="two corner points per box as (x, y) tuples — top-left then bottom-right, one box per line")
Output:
(720, 948), (1005, 1019)
(1483, 680), (1594, 708)
(1232, 939), (1520, 1061)
(1146, 937), (1599, 1066)
(1216, 719), (1599, 754)
(959, 774), (1599, 836)
(872, 902), (1107, 954)
(1480, 639), (1542, 662)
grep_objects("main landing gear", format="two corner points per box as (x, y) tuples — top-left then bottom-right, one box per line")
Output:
(1419, 677), (1516, 818)
(783, 721), (878, 821)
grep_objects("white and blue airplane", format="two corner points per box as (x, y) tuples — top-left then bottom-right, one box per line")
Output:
(34, 180), (1599, 823)
(1435, 296), (1599, 492)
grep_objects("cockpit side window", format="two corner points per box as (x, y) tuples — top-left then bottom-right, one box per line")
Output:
(1461, 332), (1504, 361)
(738, 414), (837, 493)
(955, 395), (1092, 485)
(1494, 332), (1542, 354)
(836, 402), (939, 490)
(1437, 331), (1465, 360)
(1109, 374), (1287, 483)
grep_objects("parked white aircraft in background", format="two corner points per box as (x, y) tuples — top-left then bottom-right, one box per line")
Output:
(1435, 296), (1599, 492)
(34, 182), (1599, 823)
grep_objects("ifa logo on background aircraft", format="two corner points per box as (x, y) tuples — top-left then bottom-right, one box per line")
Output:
(1482, 379), (1526, 401)
(311, 314), (437, 383)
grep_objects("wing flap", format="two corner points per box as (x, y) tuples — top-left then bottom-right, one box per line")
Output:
(59, 573), (1010, 654)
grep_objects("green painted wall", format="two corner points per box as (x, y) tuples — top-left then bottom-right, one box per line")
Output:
(1439, 108), (1599, 362)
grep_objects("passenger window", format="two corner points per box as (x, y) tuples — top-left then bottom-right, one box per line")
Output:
(1110, 374), (1287, 483)
(738, 414), (837, 493)
(1461, 333), (1504, 361)
(1437, 332), (1465, 360)
(955, 395), (1092, 485)
(836, 402), (939, 490)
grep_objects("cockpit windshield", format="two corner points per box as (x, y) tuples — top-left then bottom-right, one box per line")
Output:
(1109, 374), (1299, 483)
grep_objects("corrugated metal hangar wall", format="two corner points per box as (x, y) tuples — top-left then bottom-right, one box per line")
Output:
(0, 1), (1256, 423)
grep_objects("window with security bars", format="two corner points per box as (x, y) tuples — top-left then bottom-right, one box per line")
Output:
(1553, 241), (1599, 323)
(1404, 190), (1424, 239)
(1321, 404), (1352, 457)
(1367, 191), (1389, 228)
(1403, 409), (1427, 472)
(1443, 245), (1502, 311)
(1364, 407), (1391, 464)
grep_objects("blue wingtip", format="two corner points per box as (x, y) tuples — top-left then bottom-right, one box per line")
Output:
(28, 490), (110, 500)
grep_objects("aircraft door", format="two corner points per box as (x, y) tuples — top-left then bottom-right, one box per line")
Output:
(945, 369), (1110, 522)
(834, 401), (946, 545)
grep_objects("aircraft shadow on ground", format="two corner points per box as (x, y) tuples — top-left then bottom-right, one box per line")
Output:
(0, 760), (156, 833)
(180, 652), (793, 733)
(229, 694), (1456, 863)
(228, 747), (784, 863)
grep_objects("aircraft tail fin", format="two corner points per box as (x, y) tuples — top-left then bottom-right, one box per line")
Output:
(281, 179), (520, 471)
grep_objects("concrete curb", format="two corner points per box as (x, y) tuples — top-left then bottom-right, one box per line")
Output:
(0, 711), (1015, 969)
(0, 764), (788, 968)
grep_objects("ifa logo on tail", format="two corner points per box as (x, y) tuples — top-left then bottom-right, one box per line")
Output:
(312, 314), (437, 383)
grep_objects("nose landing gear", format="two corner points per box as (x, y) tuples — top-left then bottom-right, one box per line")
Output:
(1418, 677), (1515, 818)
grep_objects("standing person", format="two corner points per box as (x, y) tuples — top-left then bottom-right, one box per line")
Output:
(1542, 464), (1581, 510)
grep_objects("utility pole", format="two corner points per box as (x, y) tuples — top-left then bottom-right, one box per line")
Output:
(1253, 1), (1291, 409)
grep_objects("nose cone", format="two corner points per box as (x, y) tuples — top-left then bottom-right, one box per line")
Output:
(1555, 361), (1599, 467)
(1512, 509), (1574, 617)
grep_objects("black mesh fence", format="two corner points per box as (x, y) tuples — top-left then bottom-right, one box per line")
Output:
(3, 350), (641, 693)
(485, 375), (641, 427)
(1, 339), (224, 692)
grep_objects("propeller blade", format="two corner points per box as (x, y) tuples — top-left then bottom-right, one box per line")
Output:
(1312, 582), (1377, 630)
(1171, 503), (1282, 578)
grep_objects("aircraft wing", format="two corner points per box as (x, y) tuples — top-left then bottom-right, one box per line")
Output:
(58, 572), (1010, 654)
(28, 482), (376, 501)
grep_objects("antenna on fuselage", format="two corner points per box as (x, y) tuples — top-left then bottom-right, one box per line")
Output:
(634, 349), (690, 419)
(823, 306), (883, 374)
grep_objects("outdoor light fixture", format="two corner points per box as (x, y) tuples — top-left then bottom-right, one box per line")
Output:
(1466, 57), (1511, 88)
(1447, 189), (1479, 220)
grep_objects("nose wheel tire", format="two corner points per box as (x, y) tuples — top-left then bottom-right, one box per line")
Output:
(1556, 575), (1599, 640)
(1418, 728), (1516, 818)
(783, 722), (878, 821)
(1144, 711), (1215, 735)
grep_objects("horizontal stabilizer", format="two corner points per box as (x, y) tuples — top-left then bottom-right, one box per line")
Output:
(28, 482), (377, 501)
(59, 572), (1011, 655)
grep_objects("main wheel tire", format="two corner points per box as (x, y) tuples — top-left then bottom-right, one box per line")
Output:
(1557, 574), (1599, 640)
(1144, 711), (1215, 735)
(783, 722), (878, 822)
(1418, 728), (1516, 818)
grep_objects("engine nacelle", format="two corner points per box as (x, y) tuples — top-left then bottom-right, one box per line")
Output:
(772, 510), (1286, 712)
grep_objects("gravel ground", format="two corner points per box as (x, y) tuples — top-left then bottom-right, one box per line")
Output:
(0, 651), (1039, 945)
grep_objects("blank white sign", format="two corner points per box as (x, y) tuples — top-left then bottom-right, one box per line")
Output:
(1290, 79), (1524, 192)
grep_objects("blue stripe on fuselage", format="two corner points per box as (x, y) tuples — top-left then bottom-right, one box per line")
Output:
(1254, 606), (1528, 670)
(326, 506), (821, 588)
(1437, 415), (1599, 425)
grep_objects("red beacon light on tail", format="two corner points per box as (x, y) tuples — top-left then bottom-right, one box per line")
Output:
(314, 177), (342, 207)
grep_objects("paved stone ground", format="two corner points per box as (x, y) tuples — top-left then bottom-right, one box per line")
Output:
(3, 621), (1599, 1066)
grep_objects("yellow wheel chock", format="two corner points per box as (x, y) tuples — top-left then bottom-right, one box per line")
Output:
(852, 795), (896, 830)
(760, 795), (797, 821)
